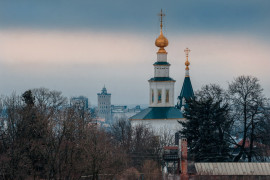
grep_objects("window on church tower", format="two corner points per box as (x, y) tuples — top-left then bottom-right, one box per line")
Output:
(152, 89), (154, 103)
(166, 90), (169, 103)
(158, 89), (162, 103)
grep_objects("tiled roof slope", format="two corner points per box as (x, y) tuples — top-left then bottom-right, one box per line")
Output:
(130, 107), (183, 120)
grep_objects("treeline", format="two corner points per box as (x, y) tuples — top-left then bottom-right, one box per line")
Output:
(1, 75), (270, 178)
(180, 75), (270, 162)
(0, 88), (167, 180)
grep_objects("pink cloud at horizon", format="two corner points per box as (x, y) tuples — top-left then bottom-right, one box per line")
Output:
(0, 29), (269, 104)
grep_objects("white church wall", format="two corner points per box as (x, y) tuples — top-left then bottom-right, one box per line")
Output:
(131, 119), (185, 136)
(149, 81), (175, 107)
(154, 66), (169, 77)
(157, 53), (167, 62)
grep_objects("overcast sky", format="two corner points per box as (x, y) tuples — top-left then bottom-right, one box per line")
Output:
(1, 0), (270, 105)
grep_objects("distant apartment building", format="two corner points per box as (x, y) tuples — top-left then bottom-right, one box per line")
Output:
(97, 86), (143, 123)
(70, 96), (89, 110)
(111, 105), (142, 120)
(97, 86), (111, 122)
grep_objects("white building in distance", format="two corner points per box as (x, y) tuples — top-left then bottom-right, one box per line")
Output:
(70, 96), (89, 110)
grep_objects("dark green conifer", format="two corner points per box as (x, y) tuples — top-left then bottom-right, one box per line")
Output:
(180, 96), (232, 162)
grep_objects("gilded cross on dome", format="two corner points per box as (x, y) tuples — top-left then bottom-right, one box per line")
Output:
(158, 9), (165, 29)
(184, 48), (191, 71)
(184, 48), (191, 57)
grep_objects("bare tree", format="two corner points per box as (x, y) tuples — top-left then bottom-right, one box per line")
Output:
(0, 89), (89, 179)
(158, 128), (175, 148)
(142, 160), (162, 180)
(229, 75), (268, 162)
(110, 119), (162, 174)
(196, 84), (229, 104)
(0, 93), (24, 179)
(261, 102), (270, 146)
(110, 117), (132, 151)
(0, 88), (165, 179)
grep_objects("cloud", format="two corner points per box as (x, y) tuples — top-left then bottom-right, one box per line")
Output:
(169, 34), (270, 96)
(0, 30), (154, 65)
(0, 29), (269, 104)
(1, 0), (270, 36)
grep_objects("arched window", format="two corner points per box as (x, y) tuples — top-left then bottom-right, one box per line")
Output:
(158, 89), (162, 103)
(152, 89), (154, 103)
(166, 90), (169, 103)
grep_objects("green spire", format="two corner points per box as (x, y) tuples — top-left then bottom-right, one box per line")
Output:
(177, 48), (194, 110)
(177, 76), (194, 109)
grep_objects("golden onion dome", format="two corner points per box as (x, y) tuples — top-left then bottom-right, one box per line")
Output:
(185, 60), (190, 67)
(155, 31), (168, 48)
(156, 9), (168, 54)
(155, 30), (169, 54)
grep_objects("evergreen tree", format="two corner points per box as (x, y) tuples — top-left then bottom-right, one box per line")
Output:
(17, 90), (48, 178)
(179, 95), (232, 162)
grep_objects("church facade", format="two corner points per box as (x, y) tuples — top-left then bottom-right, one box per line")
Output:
(129, 10), (194, 135)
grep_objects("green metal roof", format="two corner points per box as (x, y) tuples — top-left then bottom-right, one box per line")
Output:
(148, 77), (176, 82)
(153, 62), (170, 66)
(129, 107), (183, 120)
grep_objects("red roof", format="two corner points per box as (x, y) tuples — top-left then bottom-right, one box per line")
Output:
(163, 146), (178, 150)
(235, 138), (267, 148)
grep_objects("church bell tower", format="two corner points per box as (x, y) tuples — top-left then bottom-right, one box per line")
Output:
(149, 9), (176, 107)
(130, 9), (184, 136)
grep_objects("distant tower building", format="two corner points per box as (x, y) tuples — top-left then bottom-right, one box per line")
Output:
(97, 86), (111, 122)
(176, 48), (194, 111)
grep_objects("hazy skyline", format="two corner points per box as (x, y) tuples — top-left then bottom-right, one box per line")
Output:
(1, 0), (270, 105)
